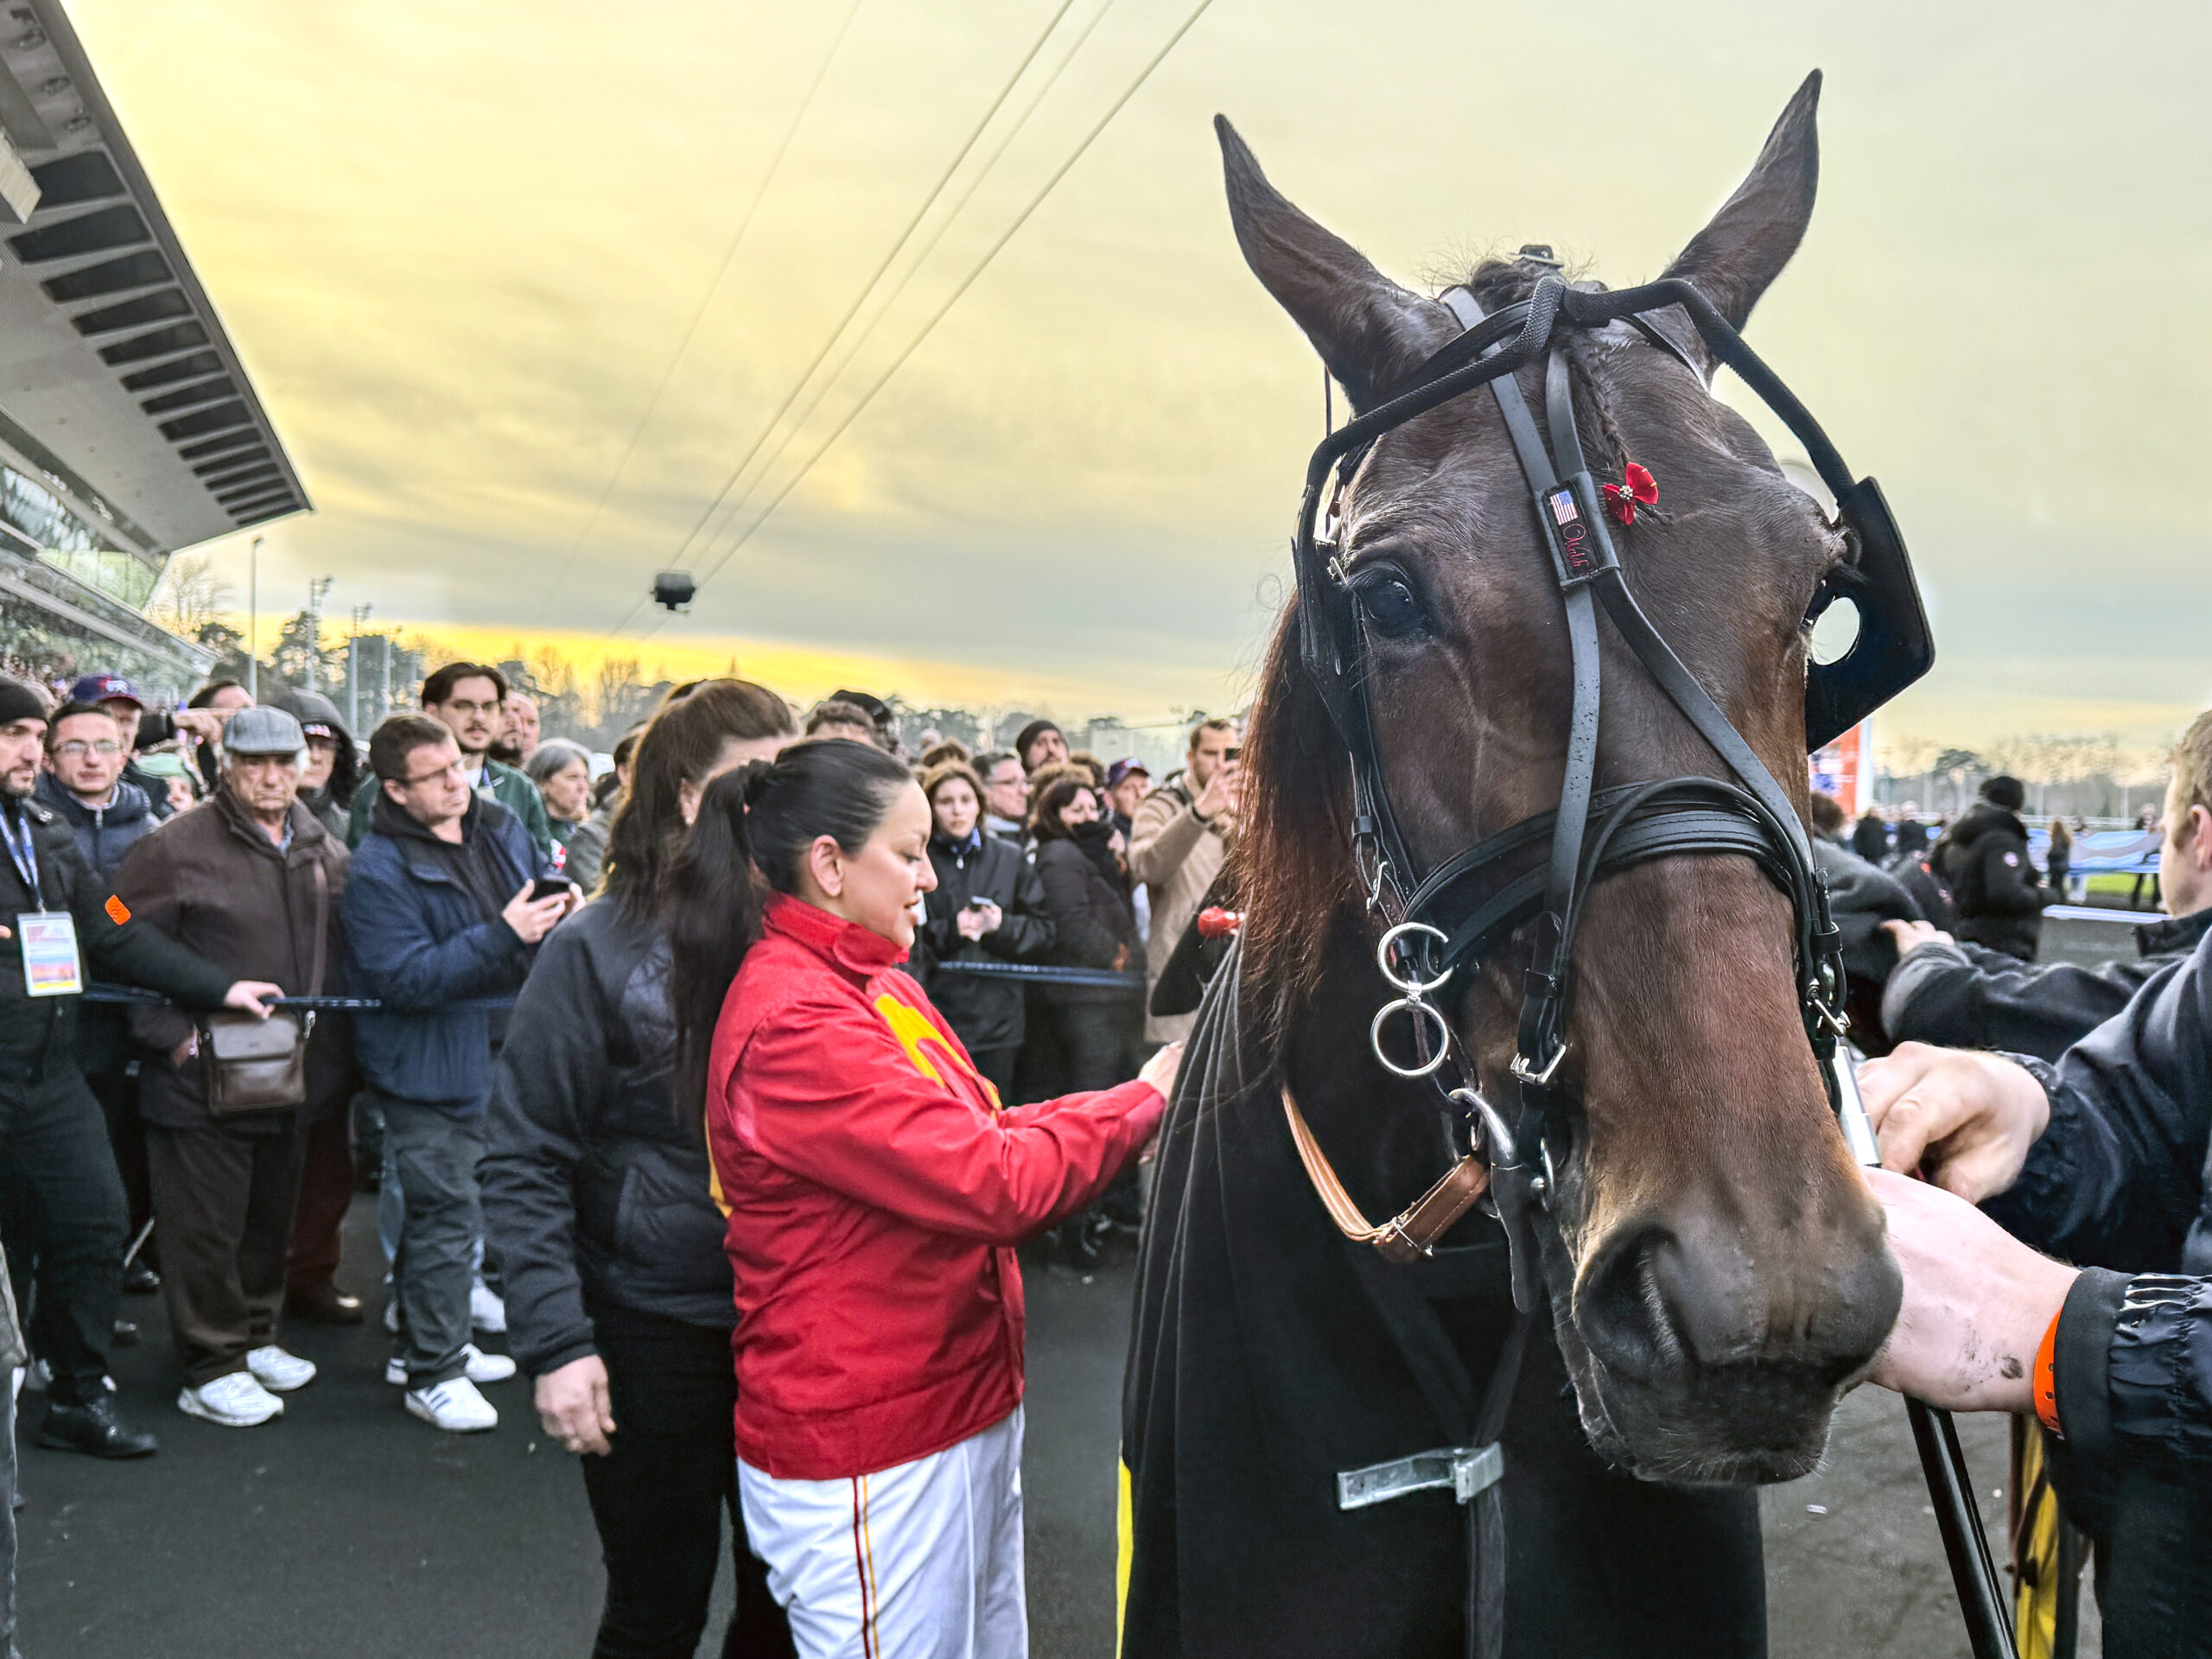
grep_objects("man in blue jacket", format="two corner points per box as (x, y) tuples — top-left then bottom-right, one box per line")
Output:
(1860, 721), (2212, 1651)
(345, 715), (569, 1435)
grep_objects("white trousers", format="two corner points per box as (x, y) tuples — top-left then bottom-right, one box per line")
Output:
(740, 1408), (1028, 1659)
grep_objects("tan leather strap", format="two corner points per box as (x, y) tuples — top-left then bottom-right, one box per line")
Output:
(1281, 1086), (1491, 1265)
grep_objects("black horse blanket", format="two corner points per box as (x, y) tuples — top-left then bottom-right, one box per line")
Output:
(1117, 943), (1767, 1657)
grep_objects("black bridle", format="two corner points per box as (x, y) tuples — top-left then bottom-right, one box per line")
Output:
(1291, 263), (1931, 1303)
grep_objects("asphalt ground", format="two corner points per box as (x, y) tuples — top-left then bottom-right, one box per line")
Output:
(13, 911), (2138, 1657)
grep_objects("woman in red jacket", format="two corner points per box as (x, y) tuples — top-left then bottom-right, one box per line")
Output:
(667, 739), (1177, 1659)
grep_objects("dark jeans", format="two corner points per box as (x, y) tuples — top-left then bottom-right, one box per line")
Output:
(288, 1093), (355, 1293)
(381, 1096), (484, 1388)
(87, 1063), (153, 1268)
(144, 1117), (306, 1387)
(2, 1358), (17, 1659)
(0, 1068), (127, 1405)
(582, 1302), (792, 1659)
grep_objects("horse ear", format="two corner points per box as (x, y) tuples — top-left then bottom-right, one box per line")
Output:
(1216, 115), (1446, 411)
(1662, 71), (1821, 337)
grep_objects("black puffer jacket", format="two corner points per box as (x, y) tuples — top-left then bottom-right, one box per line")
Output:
(1934, 802), (2045, 960)
(481, 899), (733, 1379)
(919, 831), (1053, 1053)
(1884, 907), (2212, 1063)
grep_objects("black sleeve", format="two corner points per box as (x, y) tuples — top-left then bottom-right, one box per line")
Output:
(985, 850), (1055, 962)
(65, 835), (232, 1010)
(1882, 941), (2145, 1063)
(1983, 936), (2212, 1271)
(480, 920), (613, 1378)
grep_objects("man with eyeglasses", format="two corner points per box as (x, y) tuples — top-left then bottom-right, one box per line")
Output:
(346, 663), (554, 860)
(0, 678), (282, 1459)
(36, 701), (169, 1303)
(36, 702), (159, 880)
(344, 715), (570, 1433)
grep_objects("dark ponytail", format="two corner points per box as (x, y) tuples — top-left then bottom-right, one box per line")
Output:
(664, 737), (916, 1112)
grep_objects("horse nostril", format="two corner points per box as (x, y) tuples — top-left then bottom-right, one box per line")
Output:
(1574, 1229), (1687, 1386)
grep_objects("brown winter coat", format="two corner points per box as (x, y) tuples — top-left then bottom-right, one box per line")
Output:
(118, 789), (353, 1131)
(1128, 776), (1229, 1043)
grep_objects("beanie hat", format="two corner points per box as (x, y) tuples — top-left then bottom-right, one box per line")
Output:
(1980, 774), (2025, 812)
(0, 679), (50, 727)
(1014, 720), (1062, 761)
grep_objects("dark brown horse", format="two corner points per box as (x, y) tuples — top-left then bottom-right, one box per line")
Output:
(1123, 74), (1903, 1656)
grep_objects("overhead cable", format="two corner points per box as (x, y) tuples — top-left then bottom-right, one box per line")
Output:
(664, 0), (1086, 571)
(685, 0), (1217, 597)
(537, 0), (868, 620)
(679, 0), (1123, 577)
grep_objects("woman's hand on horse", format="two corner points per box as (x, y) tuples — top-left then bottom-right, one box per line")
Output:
(1862, 1167), (2075, 1414)
(535, 1354), (616, 1456)
(1139, 1041), (1185, 1103)
(1856, 1042), (2050, 1202)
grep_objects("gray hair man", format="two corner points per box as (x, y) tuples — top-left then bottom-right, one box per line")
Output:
(117, 707), (354, 1428)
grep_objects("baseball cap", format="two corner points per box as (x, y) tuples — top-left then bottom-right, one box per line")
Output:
(71, 672), (144, 709)
(1106, 757), (1151, 789)
(221, 706), (307, 756)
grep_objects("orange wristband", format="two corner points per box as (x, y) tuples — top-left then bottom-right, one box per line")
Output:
(2031, 1307), (2063, 1437)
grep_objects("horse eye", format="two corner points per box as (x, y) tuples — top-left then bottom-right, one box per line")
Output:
(1354, 572), (1426, 639)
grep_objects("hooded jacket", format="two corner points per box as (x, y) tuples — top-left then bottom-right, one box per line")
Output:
(1934, 801), (2046, 960)
(343, 791), (553, 1108)
(285, 690), (359, 842)
(34, 771), (158, 881)
(117, 788), (352, 1131)
(704, 893), (1164, 1479)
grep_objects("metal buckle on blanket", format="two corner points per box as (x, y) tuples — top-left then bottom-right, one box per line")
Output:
(1336, 1443), (1504, 1510)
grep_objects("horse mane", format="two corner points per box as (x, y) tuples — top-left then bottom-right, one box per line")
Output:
(1230, 605), (1357, 1030)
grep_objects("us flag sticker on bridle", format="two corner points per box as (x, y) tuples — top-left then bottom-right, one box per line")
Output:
(1546, 486), (1600, 577)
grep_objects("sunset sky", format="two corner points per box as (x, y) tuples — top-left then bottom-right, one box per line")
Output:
(65, 0), (2212, 756)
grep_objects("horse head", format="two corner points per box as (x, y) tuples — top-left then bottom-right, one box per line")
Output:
(1224, 73), (1900, 1484)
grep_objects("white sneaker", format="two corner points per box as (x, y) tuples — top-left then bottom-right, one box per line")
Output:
(179, 1371), (284, 1427)
(405, 1376), (498, 1433)
(469, 1282), (507, 1334)
(245, 1345), (317, 1392)
(385, 1344), (517, 1387)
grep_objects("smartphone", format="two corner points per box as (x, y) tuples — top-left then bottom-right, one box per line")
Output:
(963, 896), (994, 912)
(1224, 746), (1242, 762)
(530, 877), (575, 902)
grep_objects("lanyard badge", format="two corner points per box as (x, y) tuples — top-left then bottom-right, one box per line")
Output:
(21, 911), (83, 997)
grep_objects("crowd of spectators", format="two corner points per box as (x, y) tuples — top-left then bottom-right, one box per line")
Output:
(0, 657), (1230, 1656)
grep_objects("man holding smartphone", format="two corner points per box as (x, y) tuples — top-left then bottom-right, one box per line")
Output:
(344, 715), (570, 1433)
(1129, 717), (1242, 1046)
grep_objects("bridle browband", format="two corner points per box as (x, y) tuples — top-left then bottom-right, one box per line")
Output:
(1281, 264), (1933, 1307)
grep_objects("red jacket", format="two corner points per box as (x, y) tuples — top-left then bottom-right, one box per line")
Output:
(705, 893), (1165, 1479)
